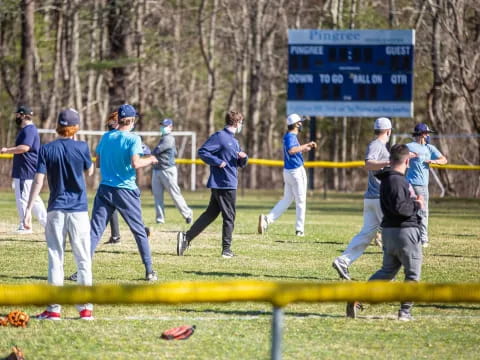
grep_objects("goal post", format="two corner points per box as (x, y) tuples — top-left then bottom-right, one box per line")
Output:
(37, 129), (197, 191)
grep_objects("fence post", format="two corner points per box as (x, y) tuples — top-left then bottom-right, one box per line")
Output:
(271, 306), (283, 360)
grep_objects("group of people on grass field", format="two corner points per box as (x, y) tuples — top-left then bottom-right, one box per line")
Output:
(0, 104), (446, 321)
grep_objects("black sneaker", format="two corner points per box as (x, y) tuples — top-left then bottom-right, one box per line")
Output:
(332, 258), (352, 280)
(295, 231), (304, 237)
(177, 232), (189, 256)
(346, 301), (363, 318)
(146, 270), (158, 281)
(398, 310), (413, 321)
(221, 249), (234, 258)
(145, 226), (151, 238)
(185, 217), (192, 224)
(105, 236), (121, 244)
(68, 272), (78, 281)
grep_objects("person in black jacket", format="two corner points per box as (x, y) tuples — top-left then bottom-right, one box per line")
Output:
(347, 144), (424, 321)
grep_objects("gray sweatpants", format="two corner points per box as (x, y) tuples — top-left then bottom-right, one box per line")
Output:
(369, 226), (422, 312)
(45, 210), (93, 313)
(152, 167), (192, 223)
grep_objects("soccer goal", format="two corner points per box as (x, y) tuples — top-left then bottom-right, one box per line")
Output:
(37, 129), (197, 191)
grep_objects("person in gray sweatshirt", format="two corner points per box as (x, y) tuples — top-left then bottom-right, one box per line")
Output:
(152, 118), (193, 225)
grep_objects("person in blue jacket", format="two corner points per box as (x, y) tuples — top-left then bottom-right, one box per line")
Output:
(176, 110), (248, 258)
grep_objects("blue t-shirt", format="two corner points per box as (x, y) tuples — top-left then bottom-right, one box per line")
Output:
(198, 128), (248, 189)
(12, 124), (41, 180)
(364, 139), (390, 199)
(36, 139), (92, 212)
(96, 130), (143, 190)
(406, 142), (442, 186)
(283, 132), (303, 170)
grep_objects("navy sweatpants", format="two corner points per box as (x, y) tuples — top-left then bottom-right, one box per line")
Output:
(90, 184), (153, 274)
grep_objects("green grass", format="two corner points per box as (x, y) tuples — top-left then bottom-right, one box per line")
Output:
(0, 190), (479, 359)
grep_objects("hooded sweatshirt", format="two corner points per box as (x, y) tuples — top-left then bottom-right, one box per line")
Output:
(375, 168), (421, 228)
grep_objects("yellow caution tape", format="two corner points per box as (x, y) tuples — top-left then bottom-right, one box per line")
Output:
(2, 153), (479, 170)
(0, 281), (479, 307)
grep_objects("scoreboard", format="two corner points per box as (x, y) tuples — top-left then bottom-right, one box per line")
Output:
(287, 30), (415, 118)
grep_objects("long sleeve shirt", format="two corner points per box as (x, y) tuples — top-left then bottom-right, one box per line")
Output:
(376, 168), (421, 228)
(198, 128), (248, 189)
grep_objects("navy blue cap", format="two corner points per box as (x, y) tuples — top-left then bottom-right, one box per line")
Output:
(58, 108), (80, 126)
(118, 104), (137, 119)
(162, 118), (173, 127)
(15, 105), (33, 115)
(413, 123), (435, 135)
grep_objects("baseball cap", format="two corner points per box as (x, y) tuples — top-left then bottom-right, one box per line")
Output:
(118, 104), (137, 119)
(58, 108), (80, 126)
(15, 105), (33, 115)
(162, 118), (173, 127)
(413, 123), (436, 135)
(374, 117), (392, 130)
(286, 114), (303, 125)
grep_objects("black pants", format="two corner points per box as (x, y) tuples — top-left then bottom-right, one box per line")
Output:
(110, 210), (120, 239)
(186, 189), (236, 251)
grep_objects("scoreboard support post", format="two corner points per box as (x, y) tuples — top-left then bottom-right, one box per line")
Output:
(308, 116), (316, 190)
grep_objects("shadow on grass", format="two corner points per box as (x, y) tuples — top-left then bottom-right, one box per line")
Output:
(0, 238), (44, 243)
(0, 274), (47, 281)
(184, 270), (253, 277)
(179, 308), (344, 318)
(274, 240), (345, 245)
(416, 303), (480, 311)
(431, 253), (480, 259)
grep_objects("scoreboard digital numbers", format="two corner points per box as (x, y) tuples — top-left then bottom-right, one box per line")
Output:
(287, 29), (415, 118)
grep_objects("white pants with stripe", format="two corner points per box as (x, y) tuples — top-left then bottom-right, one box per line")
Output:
(13, 178), (47, 230)
(45, 210), (93, 313)
(266, 166), (307, 233)
(336, 198), (383, 266)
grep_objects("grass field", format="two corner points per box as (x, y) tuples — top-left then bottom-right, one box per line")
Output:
(0, 189), (479, 359)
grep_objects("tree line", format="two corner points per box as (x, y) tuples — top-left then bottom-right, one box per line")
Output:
(0, 0), (479, 196)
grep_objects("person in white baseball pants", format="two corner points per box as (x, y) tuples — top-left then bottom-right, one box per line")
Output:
(258, 114), (316, 237)
(332, 117), (392, 280)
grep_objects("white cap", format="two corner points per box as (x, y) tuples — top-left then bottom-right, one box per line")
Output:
(287, 114), (303, 125)
(374, 117), (392, 130)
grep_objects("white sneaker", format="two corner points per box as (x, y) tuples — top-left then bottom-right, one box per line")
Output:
(14, 228), (33, 235)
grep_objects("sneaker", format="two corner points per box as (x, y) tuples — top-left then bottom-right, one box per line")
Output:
(68, 272), (78, 281)
(145, 226), (151, 238)
(176, 232), (189, 256)
(295, 231), (304, 237)
(156, 219), (165, 224)
(346, 302), (363, 319)
(332, 258), (351, 280)
(258, 214), (268, 234)
(105, 236), (121, 244)
(398, 310), (413, 321)
(185, 216), (192, 224)
(221, 249), (235, 258)
(79, 309), (94, 321)
(373, 232), (382, 247)
(146, 270), (158, 281)
(14, 228), (33, 235)
(36, 310), (61, 320)
(422, 241), (429, 248)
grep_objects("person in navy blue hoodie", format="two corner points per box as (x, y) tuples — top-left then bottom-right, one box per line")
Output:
(176, 111), (248, 258)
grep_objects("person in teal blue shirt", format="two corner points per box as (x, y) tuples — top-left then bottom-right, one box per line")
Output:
(406, 123), (447, 247)
(90, 104), (159, 281)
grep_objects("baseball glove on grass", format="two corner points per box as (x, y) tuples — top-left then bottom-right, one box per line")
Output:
(161, 325), (196, 340)
(7, 311), (29, 328)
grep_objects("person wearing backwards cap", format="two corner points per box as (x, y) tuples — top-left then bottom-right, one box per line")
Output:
(406, 123), (447, 247)
(0, 105), (47, 234)
(89, 104), (159, 281)
(151, 118), (193, 225)
(332, 117), (393, 281)
(258, 113), (317, 237)
(24, 108), (95, 320)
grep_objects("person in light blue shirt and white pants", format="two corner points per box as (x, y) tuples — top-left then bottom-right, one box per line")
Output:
(406, 123), (447, 247)
(258, 114), (317, 237)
